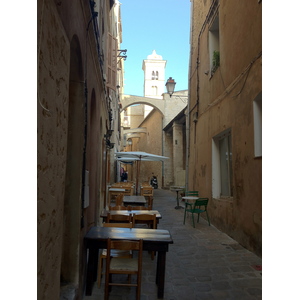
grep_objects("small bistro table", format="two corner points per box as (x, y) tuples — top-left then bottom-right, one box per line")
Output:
(170, 187), (185, 209)
(84, 226), (173, 298)
(181, 196), (199, 203)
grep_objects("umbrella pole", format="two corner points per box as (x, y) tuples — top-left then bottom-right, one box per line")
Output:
(136, 159), (141, 195)
(135, 161), (138, 195)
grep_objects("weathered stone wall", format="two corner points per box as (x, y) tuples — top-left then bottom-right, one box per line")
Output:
(188, 0), (262, 256)
(37, 0), (112, 299)
(37, 1), (70, 298)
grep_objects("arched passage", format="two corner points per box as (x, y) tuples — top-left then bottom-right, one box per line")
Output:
(87, 89), (99, 224)
(61, 35), (85, 285)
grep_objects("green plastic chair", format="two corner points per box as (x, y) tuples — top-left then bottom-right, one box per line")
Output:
(185, 191), (199, 197)
(183, 198), (210, 227)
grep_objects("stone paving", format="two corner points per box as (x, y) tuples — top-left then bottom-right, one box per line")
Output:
(84, 189), (262, 300)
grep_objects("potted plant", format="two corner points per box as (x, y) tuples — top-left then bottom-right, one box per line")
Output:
(211, 50), (220, 74)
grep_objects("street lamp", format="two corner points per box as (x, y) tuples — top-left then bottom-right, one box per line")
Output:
(165, 77), (176, 97)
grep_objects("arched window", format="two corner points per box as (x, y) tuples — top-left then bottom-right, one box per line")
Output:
(152, 86), (158, 95)
(155, 71), (159, 80)
(151, 71), (155, 80)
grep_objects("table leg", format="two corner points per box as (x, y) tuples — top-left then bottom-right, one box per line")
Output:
(175, 191), (183, 209)
(156, 251), (166, 298)
(85, 247), (98, 295)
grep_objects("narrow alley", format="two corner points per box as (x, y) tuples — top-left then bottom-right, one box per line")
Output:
(84, 189), (262, 300)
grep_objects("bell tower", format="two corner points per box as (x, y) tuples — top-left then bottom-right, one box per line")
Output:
(142, 50), (167, 99)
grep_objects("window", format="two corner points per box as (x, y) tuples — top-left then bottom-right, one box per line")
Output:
(209, 13), (220, 75)
(212, 129), (233, 198)
(151, 86), (158, 95)
(253, 92), (262, 157)
(151, 71), (158, 80)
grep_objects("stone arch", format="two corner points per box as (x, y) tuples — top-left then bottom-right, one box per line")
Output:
(121, 95), (165, 115)
(61, 34), (85, 285)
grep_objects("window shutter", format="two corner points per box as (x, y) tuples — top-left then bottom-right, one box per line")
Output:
(107, 33), (117, 90)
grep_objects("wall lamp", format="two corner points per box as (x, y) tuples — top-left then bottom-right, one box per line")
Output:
(104, 129), (114, 138)
(104, 129), (114, 149)
(165, 77), (176, 97)
(106, 139), (114, 149)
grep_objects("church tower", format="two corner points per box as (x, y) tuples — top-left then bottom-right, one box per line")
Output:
(142, 50), (167, 99)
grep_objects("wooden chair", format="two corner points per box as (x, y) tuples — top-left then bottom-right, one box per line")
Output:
(127, 206), (145, 211)
(132, 213), (157, 229)
(115, 194), (124, 206)
(104, 238), (143, 300)
(183, 198), (210, 227)
(132, 214), (157, 260)
(109, 205), (128, 210)
(97, 222), (133, 287)
(140, 186), (153, 197)
(107, 212), (132, 223)
(146, 196), (153, 210)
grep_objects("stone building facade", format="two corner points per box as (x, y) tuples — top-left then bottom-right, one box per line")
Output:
(188, 0), (262, 256)
(37, 0), (123, 299)
(120, 50), (188, 189)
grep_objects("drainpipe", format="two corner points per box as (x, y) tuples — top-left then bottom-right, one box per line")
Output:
(161, 115), (164, 188)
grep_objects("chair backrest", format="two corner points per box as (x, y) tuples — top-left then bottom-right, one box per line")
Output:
(141, 186), (154, 197)
(127, 206), (145, 211)
(132, 213), (157, 229)
(103, 222), (133, 228)
(185, 191), (199, 197)
(109, 205), (128, 210)
(115, 194), (124, 206)
(194, 198), (209, 209)
(147, 196), (153, 210)
(108, 238), (143, 252)
(107, 212), (132, 223)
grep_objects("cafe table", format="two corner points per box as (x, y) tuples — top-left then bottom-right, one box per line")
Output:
(181, 196), (199, 203)
(100, 209), (162, 224)
(84, 226), (173, 298)
(170, 187), (185, 209)
(123, 195), (147, 206)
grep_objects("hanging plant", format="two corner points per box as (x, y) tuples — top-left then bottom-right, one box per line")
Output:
(211, 50), (220, 74)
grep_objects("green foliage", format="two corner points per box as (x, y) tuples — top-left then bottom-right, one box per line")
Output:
(212, 50), (220, 68)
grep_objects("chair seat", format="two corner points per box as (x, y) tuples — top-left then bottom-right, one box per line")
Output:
(110, 257), (139, 272)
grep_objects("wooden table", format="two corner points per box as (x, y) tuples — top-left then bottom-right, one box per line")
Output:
(84, 226), (173, 298)
(100, 210), (162, 224)
(123, 195), (147, 206)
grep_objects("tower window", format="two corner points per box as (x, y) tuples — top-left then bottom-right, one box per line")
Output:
(152, 86), (158, 95)
(152, 71), (158, 80)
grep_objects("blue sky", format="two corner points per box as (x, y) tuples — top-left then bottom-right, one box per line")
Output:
(120, 0), (191, 96)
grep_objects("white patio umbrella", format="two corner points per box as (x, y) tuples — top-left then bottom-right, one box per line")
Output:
(115, 151), (169, 195)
